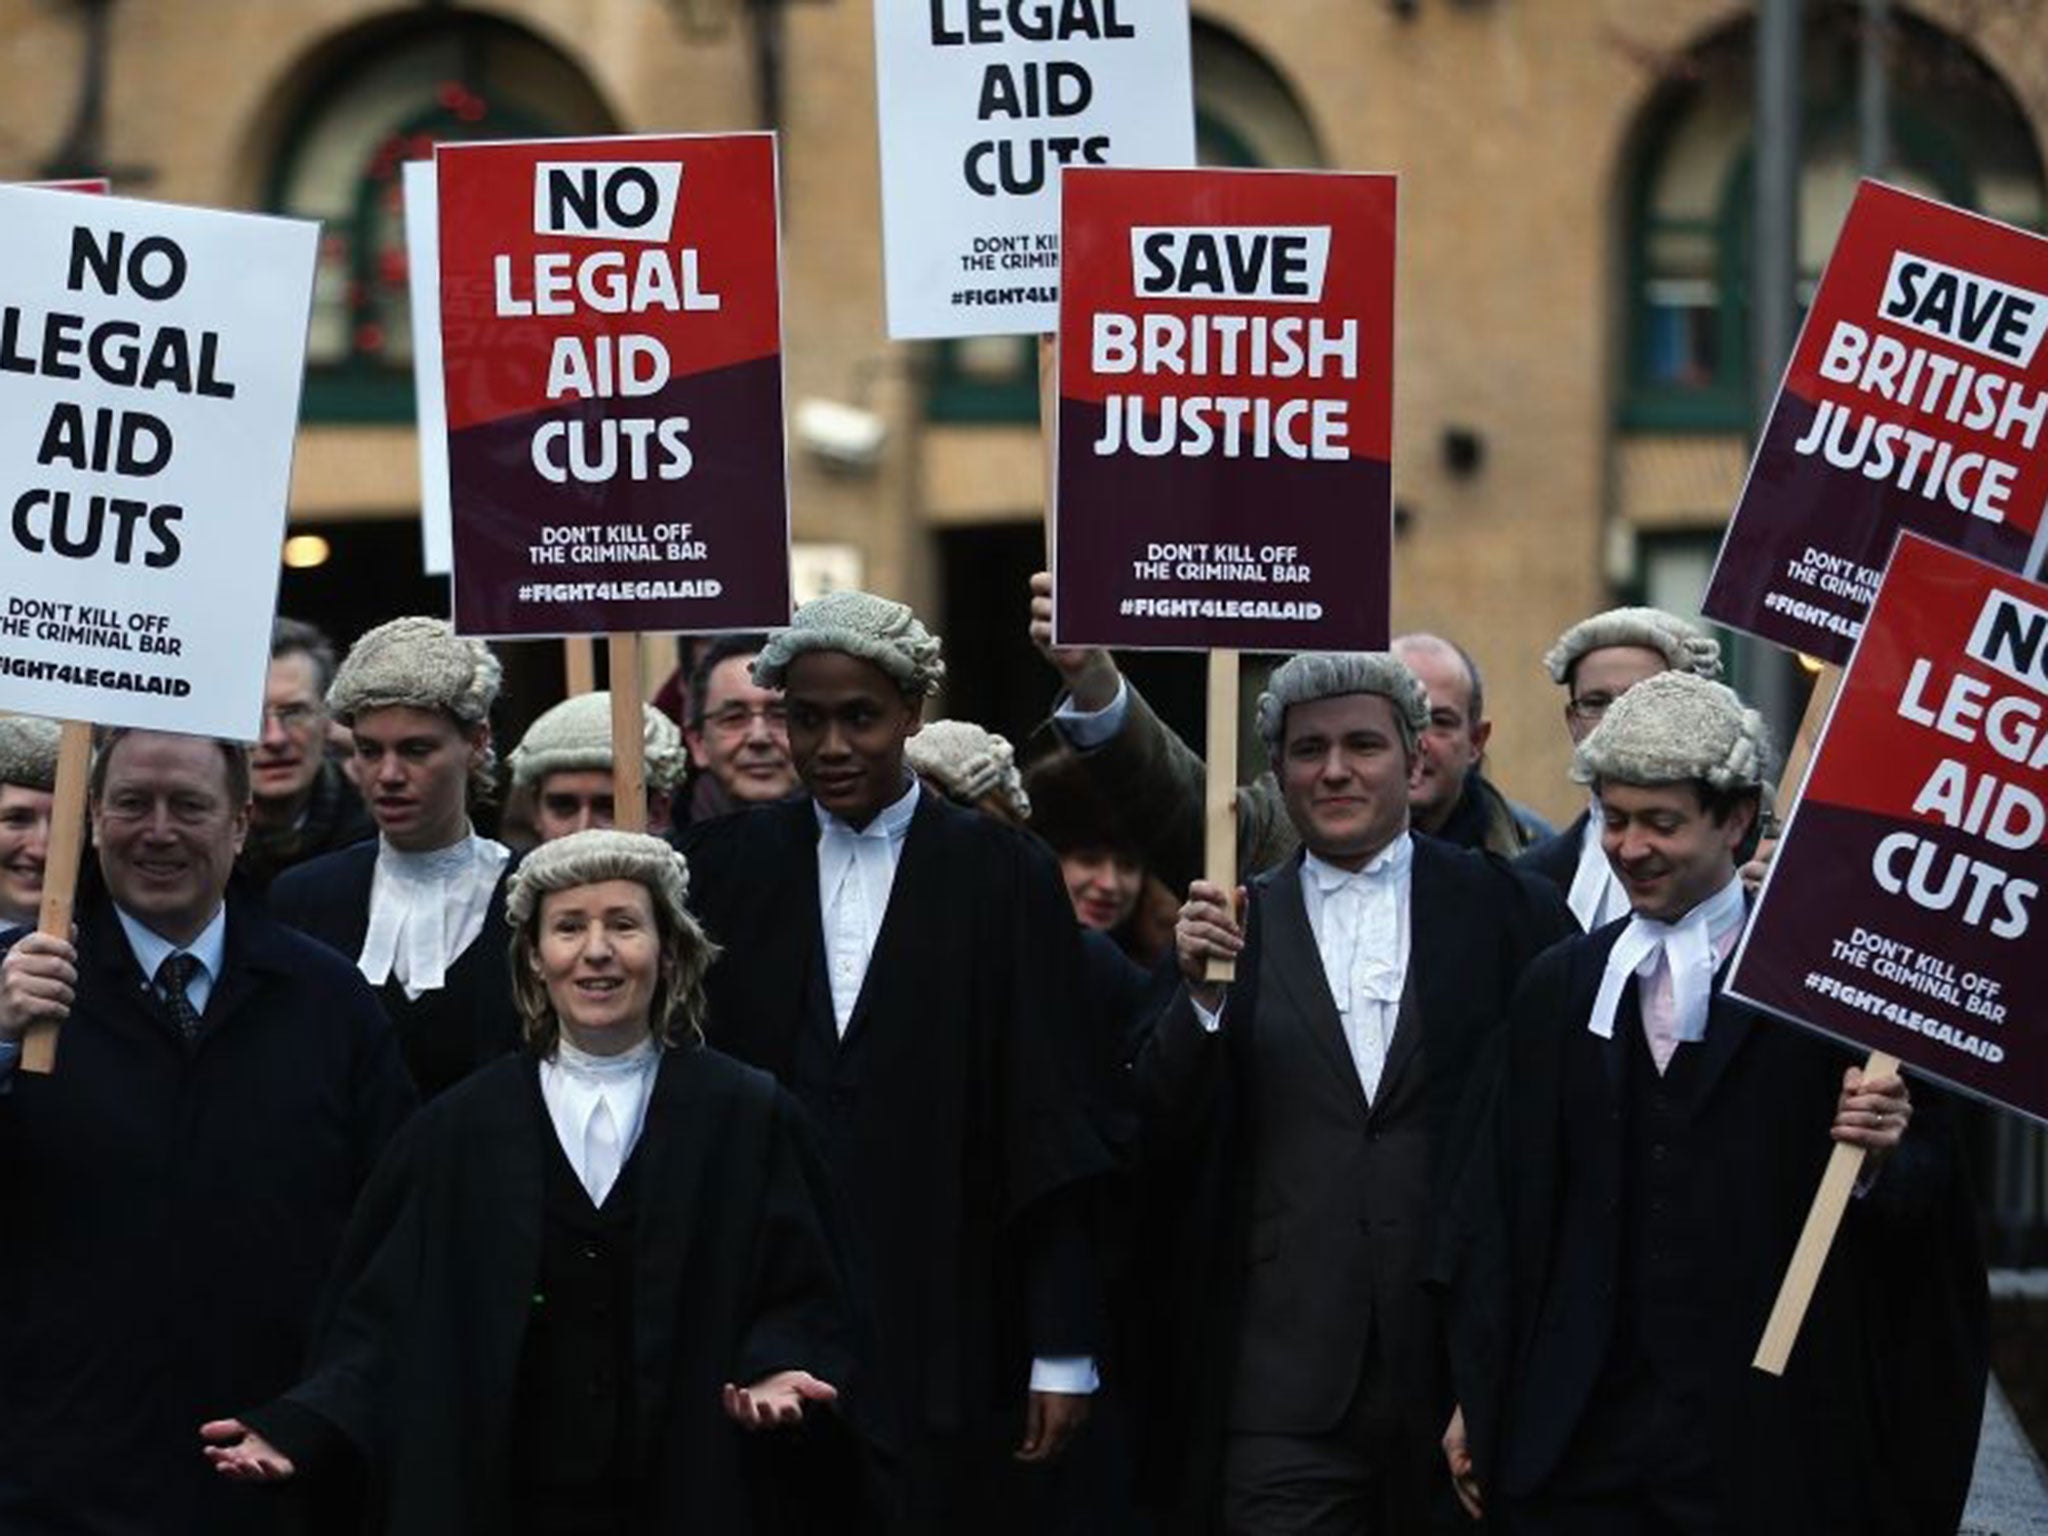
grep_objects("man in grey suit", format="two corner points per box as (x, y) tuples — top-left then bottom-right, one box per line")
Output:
(1135, 653), (1571, 1535)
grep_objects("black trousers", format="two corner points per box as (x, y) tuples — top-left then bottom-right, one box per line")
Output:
(1221, 1341), (1449, 1536)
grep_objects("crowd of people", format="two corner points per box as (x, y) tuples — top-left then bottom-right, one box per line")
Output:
(0, 572), (1989, 1536)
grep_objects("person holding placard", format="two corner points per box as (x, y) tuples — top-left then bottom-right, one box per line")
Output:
(0, 728), (414, 1536)
(0, 715), (59, 936)
(1514, 608), (1725, 926)
(1144, 653), (1571, 1536)
(271, 617), (519, 1100)
(676, 592), (1112, 1532)
(201, 830), (886, 1536)
(1438, 671), (1987, 1535)
(509, 690), (686, 843)
(1027, 575), (1537, 895)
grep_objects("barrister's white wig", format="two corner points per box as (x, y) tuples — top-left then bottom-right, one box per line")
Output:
(328, 616), (502, 728)
(1255, 652), (1431, 761)
(752, 590), (945, 699)
(0, 716), (61, 792)
(906, 719), (1030, 821)
(508, 691), (685, 791)
(1544, 606), (1722, 687)
(1571, 671), (1773, 794)
(506, 827), (694, 930)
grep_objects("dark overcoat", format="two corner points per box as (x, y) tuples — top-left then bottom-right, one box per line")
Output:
(0, 895), (414, 1536)
(269, 840), (520, 1099)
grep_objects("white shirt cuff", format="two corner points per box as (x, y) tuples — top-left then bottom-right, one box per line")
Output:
(1051, 678), (1130, 750)
(1029, 1355), (1100, 1395)
(1190, 993), (1226, 1033)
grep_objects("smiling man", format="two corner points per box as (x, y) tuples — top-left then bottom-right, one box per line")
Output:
(0, 729), (412, 1535)
(1143, 652), (1570, 1536)
(676, 590), (1111, 1532)
(680, 633), (799, 826)
(1441, 671), (1987, 1535)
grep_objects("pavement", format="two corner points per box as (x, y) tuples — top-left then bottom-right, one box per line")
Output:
(1962, 1377), (2048, 1536)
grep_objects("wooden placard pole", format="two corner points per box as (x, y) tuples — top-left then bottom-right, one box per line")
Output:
(608, 633), (647, 835)
(1204, 650), (1240, 984)
(1752, 662), (1898, 1375)
(20, 719), (93, 1075)
(564, 636), (597, 698)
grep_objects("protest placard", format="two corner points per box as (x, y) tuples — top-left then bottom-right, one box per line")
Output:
(1051, 166), (1396, 654)
(0, 185), (317, 739)
(437, 133), (791, 638)
(874, 0), (1193, 339)
(1730, 531), (2047, 1122)
(1704, 180), (2048, 664)
(402, 160), (451, 577)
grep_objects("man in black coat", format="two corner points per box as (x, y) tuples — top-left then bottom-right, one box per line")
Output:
(1442, 672), (1986, 1534)
(0, 729), (414, 1536)
(677, 591), (1112, 1532)
(1514, 606), (1725, 924)
(1146, 652), (1571, 1535)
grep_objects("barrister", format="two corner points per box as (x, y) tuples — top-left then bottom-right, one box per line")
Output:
(676, 591), (1112, 1532)
(1144, 653), (1570, 1535)
(1442, 672), (1987, 1534)
(271, 617), (518, 1098)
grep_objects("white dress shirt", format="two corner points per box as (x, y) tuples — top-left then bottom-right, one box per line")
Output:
(815, 776), (921, 1034)
(117, 903), (229, 1017)
(539, 1035), (660, 1207)
(359, 831), (511, 999)
(1301, 838), (1413, 1102)
(813, 774), (1097, 1396)
(1567, 801), (1634, 933)
(1191, 836), (1415, 1107)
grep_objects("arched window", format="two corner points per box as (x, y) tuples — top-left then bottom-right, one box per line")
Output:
(926, 21), (1321, 423)
(1622, 10), (2045, 432)
(268, 17), (615, 421)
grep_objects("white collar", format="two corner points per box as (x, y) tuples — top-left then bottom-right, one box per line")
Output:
(1588, 874), (1748, 1044)
(814, 774), (920, 843)
(361, 829), (510, 996)
(1303, 832), (1412, 893)
(552, 1033), (660, 1080)
(116, 901), (228, 989)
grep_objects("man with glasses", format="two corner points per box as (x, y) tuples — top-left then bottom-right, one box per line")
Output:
(1514, 608), (1724, 929)
(239, 617), (373, 889)
(680, 632), (799, 827)
(507, 690), (687, 841)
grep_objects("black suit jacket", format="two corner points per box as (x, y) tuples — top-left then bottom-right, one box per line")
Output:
(270, 841), (521, 1100)
(678, 793), (1112, 1444)
(1512, 807), (1587, 900)
(0, 895), (414, 1536)
(1444, 921), (1988, 1533)
(1130, 836), (1571, 1530)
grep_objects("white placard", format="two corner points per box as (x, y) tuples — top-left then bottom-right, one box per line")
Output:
(0, 186), (318, 739)
(873, 0), (1194, 339)
(403, 162), (452, 576)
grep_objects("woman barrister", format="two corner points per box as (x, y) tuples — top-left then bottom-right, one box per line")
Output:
(202, 829), (886, 1535)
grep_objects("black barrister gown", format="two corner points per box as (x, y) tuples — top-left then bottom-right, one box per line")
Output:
(677, 794), (1114, 1518)
(1440, 922), (1988, 1534)
(269, 840), (521, 1099)
(245, 1045), (889, 1536)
